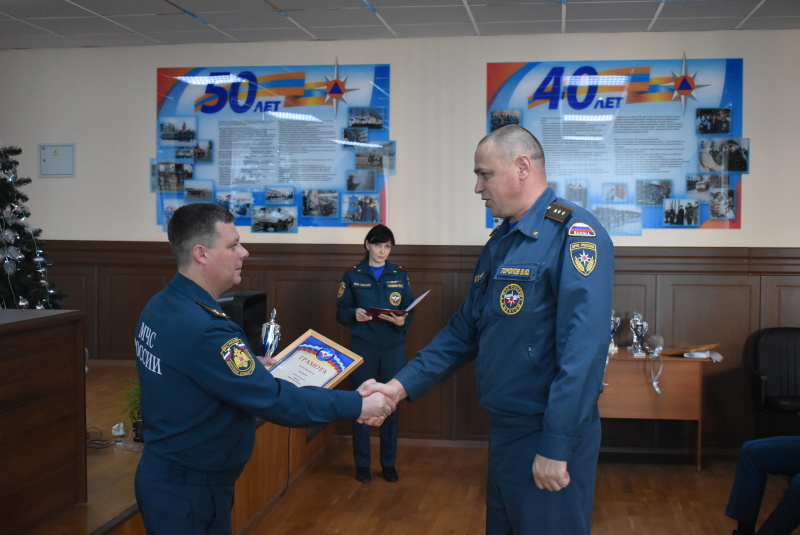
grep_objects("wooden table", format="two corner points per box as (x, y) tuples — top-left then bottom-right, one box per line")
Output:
(0, 309), (86, 533)
(598, 348), (711, 470)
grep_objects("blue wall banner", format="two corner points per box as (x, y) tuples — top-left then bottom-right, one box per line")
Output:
(153, 63), (392, 232)
(487, 57), (748, 235)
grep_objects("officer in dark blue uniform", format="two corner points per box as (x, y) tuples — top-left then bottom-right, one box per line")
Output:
(134, 203), (395, 535)
(362, 125), (614, 534)
(726, 436), (800, 535)
(337, 224), (414, 483)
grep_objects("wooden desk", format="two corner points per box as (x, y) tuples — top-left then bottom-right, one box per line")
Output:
(598, 349), (710, 470)
(0, 309), (86, 533)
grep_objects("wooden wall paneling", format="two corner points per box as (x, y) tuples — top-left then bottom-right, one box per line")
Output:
(48, 264), (98, 359)
(748, 248), (800, 275)
(396, 270), (461, 440)
(262, 268), (348, 348)
(657, 274), (761, 448)
(613, 246), (751, 274)
(451, 271), (491, 441)
(611, 273), (657, 349)
(99, 267), (173, 360)
(263, 267), (366, 440)
(41, 242), (800, 449)
(760, 275), (800, 328)
(98, 265), (257, 360)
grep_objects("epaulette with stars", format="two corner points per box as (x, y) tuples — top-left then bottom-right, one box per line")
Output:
(193, 299), (230, 319)
(545, 202), (573, 223)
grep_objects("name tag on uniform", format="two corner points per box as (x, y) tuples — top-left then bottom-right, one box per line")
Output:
(494, 264), (538, 281)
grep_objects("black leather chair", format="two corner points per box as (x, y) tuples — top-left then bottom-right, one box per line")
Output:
(216, 291), (267, 355)
(750, 327), (800, 437)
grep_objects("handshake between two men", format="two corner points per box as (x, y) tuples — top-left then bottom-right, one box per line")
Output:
(257, 353), (401, 425)
(356, 378), (406, 425)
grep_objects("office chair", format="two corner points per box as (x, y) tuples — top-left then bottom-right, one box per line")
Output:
(216, 291), (267, 356)
(750, 327), (800, 437)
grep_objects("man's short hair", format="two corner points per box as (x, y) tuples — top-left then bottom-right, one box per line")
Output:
(167, 203), (234, 268)
(480, 125), (545, 167)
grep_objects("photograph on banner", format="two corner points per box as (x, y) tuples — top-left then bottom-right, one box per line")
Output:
(183, 179), (214, 203)
(154, 64), (391, 230)
(264, 186), (296, 205)
(153, 180), (183, 232)
(341, 193), (381, 224)
(250, 205), (298, 233)
(486, 57), (749, 234)
(686, 173), (729, 202)
(345, 169), (377, 192)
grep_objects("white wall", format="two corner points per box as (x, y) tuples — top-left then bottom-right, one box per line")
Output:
(1, 30), (797, 247)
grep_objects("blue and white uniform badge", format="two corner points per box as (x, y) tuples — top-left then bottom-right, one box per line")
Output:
(570, 242), (598, 277)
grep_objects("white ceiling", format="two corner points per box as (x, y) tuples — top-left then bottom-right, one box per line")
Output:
(0, 0), (797, 50)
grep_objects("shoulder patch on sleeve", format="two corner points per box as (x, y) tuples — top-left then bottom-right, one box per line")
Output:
(546, 202), (573, 223)
(568, 222), (597, 237)
(221, 337), (255, 376)
(570, 242), (598, 277)
(338, 281), (346, 298)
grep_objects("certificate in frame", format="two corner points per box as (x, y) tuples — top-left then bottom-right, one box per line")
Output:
(267, 329), (363, 389)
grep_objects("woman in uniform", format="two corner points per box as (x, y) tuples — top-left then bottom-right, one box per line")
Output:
(337, 224), (414, 483)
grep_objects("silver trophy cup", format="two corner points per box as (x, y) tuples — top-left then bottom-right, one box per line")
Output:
(609, 310), (621, 353)
(261, 308), (281, 360)
(629, 312), (648, 357)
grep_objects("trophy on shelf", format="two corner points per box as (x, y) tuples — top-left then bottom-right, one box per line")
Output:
(629, 312), (648, 357)
(261, 308), (281, 362)
(609, 309), (621, 353)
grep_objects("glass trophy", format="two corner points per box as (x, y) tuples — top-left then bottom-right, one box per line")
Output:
(629, 312), (648, 358)
(261, 308), (281, 360)
(609, 309), (620, 353)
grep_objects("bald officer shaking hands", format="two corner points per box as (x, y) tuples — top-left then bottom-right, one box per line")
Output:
(361, 125), (614, 535)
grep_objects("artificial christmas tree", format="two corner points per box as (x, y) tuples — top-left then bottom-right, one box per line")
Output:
(0, 145), (64, 309)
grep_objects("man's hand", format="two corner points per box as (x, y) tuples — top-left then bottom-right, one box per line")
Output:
(355, 308), (371, 322)
(532, 454), (570, 491)
(358, 378), (407, 405)
(257, 355), (278, 368)
(358, 389), (396, 425)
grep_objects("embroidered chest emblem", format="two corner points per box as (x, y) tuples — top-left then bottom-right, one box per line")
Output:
(570, 242), (598, 277)
(500, 284), (524, 315)
(221, 337), (255, 376)
(389, 292), (402, 306)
